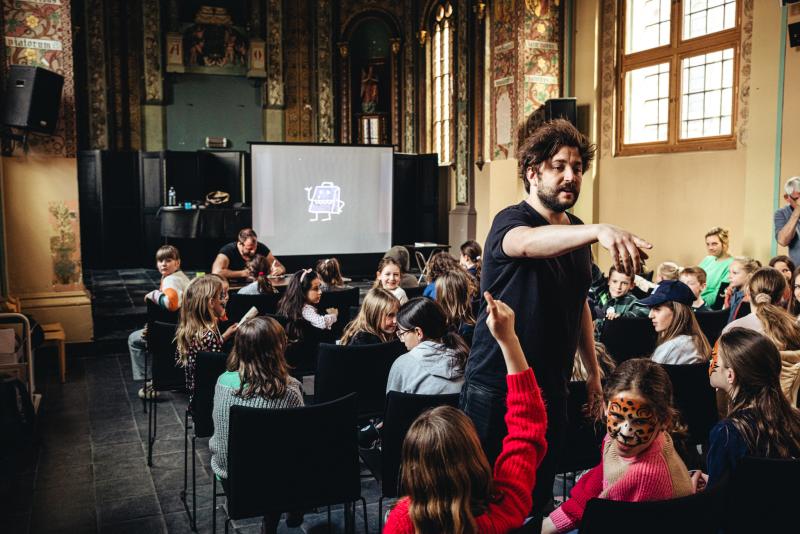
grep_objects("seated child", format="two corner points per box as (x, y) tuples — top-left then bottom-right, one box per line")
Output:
(386, 298), (468, 395)
(542, 359), (694, 533)
(422, 252), (460, 299)
(572, 341), (616, 381)
(384, 246), (419, 289)
(639, 280), (711, 365)
(129, 245), (190, 399)
(384, 292), (547, 533)
(634, 261), (681, 293)
(723, 257), (760, 323)
(340, 288), (399, 345)
(707, 328), (800, 487)
(277, 269), (337, 342)
(593, 267), (647, 338)
(459, 240), (482, 282)
(434, 269), (477, 346)
(237, 254), (277, 295)
(209, 316), (304, 533)
(678, 266), (710, 312)
(316, 257), (348, 291)
(175, 275), (238, 406)
(374, 257), (408, 304)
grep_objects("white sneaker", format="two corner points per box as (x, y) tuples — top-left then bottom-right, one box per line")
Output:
(138, 382), (160, 400)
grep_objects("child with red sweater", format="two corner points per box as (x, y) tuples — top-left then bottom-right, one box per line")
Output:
(543, 358), (694, 533)
(384, 292), (547, 534)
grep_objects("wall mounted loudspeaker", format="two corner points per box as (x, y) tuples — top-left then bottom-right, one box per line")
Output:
(544, 98), (577, 127)
(790, 22), (800, 48)
(1, 65), (64, 134)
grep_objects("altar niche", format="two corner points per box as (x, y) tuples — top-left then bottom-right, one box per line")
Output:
(338, 12), (402, 147)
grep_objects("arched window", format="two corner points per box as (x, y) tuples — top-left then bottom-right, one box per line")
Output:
(431, 1), (454, 165)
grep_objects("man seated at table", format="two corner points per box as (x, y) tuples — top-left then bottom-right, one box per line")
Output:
(212, 228), (285, 281)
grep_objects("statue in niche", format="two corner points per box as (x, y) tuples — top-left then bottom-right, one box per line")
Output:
(360, 66), (379, 112)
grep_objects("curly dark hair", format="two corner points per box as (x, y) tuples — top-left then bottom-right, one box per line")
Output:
(517, 118), (596, 194)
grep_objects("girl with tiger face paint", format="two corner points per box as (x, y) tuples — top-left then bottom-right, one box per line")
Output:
(606, 393), (660, 457)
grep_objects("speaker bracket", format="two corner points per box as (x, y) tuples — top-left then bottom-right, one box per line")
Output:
(1, 126), (29, 156)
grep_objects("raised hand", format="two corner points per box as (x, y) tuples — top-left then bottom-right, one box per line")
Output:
(596, 224), (652, 276)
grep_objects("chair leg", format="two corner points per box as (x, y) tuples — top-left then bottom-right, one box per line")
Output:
(378, 497), (383, 531)
(58, 339), (66, 383)
(148, 395), (157, 467)
(212, 476), (218, 534)
(360, 497), (368, 534)
(192, 435), (197, 530)
(142, 351), (149, 413)
(327, 506), (332, 534)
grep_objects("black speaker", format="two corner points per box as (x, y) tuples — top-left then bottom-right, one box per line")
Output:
(544, 98), (577, 127)
(1, 65), (64, 134)
(790, 22), (800, 48)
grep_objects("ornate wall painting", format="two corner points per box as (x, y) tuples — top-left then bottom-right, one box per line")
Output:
(181, 6), (249, 76)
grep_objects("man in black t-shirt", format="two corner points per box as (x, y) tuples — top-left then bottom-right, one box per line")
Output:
(461, 119), (651, 526)
(211, 228), (285, 280)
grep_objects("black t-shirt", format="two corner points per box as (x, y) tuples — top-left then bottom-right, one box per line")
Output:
(465, 201), (592, 398)
(218, 241), (270, 272)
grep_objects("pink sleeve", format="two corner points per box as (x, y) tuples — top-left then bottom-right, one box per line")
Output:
(549, 462), (605, 532)
(605, 459), (675, 502)
(482, 369), (548, 530)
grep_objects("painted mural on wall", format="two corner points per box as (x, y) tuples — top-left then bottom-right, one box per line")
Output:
(181, 6), (249, 75)
(1, 0), (76, 157)
(492, 0), (517, 159)
(48, 200), (82, 290)
(522, 0), (561, 116)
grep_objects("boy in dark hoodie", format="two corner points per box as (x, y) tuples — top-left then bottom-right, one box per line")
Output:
(593, 267), (647, 338)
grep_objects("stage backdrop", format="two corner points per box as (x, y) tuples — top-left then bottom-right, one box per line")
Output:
(251, 144), (393, 255)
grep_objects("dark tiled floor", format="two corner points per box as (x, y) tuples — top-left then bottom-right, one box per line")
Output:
(1, 270), (382, 533)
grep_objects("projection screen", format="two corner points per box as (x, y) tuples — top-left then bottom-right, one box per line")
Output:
(251, 144), (393, 255)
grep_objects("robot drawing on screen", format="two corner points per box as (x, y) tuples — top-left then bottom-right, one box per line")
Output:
(305, 181), (345, 222)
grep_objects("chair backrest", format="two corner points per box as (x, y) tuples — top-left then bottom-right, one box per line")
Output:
(380, 391), (460, 498)
(225, 292), (280, 323)
(557, 381), (605, 474)
(695, 310), (728, 346)
(146, 299), (179, 325)
(599, 317), (657, 363)
(318, 286), (360, 339)
(580, 482), (726, 534)
(283, 321), (334, 377)
(711, 281), (730, 311)
(149, 321), (184, 391)
(314, 341), (406, 418)
(724, 456), (800, 532)
(226, 393), (359, 519)
(404, 285), (425, 300)
(659, 363), (718, 449)
(192, 351), (228, 437)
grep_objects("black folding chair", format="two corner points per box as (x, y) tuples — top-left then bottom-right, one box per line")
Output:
(181, 351), (227, 531)
(660, 363), (718, 460)
(599, 317), (657, 363)
(359, 391), (460, 528)
(723, 456), (800, 533)
(284, 321), (334, 379)
(213, 393), (366, 533)
(319, 286), (360, 340)
(556, 381), (605, 498)
(695, 310), (729, 346)
(225, 292), (280, 323)
(314, 341), (406, 419)
(147, 320), (185, 467)
(711, 281), (730, 311)
(579, 481), (726, 533)
(142, 301), (179, 413)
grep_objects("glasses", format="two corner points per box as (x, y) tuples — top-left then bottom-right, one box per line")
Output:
(396, 328), (411, 339)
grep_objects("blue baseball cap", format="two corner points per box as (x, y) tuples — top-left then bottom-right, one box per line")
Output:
(638, 280), (695, 307)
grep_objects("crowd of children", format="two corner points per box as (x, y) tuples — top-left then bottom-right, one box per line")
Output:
(126, 228), (800, 533)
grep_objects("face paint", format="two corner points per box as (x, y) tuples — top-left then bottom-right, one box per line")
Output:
(709, 344), (720, 378)
(607, 394), (658, 456)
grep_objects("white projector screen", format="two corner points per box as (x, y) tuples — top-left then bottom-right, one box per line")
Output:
(251, 144), (393, 255)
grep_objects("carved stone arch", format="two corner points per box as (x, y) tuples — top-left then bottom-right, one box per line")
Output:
(337, 10), (403, 146)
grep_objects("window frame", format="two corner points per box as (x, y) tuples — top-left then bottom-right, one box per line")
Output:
(429, 0), (455, 166)
(616, 0), (741, 156)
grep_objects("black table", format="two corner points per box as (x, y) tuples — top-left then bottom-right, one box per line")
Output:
(158, 206), (252, 239)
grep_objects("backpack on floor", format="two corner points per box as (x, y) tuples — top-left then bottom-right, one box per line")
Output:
(0, 376), (36, 453)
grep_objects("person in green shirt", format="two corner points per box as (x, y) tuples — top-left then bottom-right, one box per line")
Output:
(698, 226), (733, 308)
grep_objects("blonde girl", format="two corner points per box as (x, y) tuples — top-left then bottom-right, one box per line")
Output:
(175, 275), (238, 404)
(340, 288), (399, 345)
(374, 256), (408, 304)
(724, 257), (761, 322)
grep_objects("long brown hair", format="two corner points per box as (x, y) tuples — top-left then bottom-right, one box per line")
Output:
(435, 270), (476, 329)
(340, 288), (398, 345)
(316, 257), (345, 288)
(748, 267), (800, 350)
(425, 252), (460, 284)
(400, 406), (496, 534)
(605, 358), (681, 432)
(656, 301), (711, 359)
(246, 254), (276, 294)
(176, 276), (223, 363)
(718, 328), (800, 458)
(226, 316), (291, 399)
(459, 240), (482, 280)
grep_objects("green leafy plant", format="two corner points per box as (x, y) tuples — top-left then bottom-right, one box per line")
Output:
(49, 201), (80, 285)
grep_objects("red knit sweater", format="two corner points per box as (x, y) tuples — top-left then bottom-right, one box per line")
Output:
(383, 368), (548, 534)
